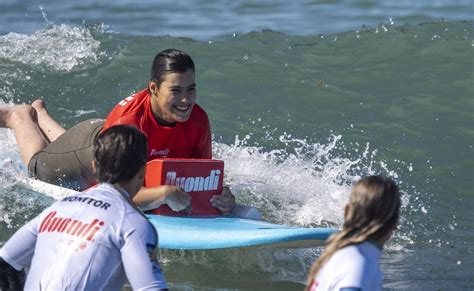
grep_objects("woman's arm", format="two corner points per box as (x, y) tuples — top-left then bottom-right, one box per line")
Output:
(132, 185), (191, 212)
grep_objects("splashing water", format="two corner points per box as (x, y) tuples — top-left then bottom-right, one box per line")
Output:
(213, 130), (411, 227)
(214, 134), (348, 227)
(0, 24), (104, 72)
(0, 128), (50, 231)
(38, 5), (54, 26)
(212, 119), (422, 252)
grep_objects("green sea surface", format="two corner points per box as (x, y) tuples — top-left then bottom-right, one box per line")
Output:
(0, 3), (473, 289)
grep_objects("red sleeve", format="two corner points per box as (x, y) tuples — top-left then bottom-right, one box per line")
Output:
(103, 90), (148, 132)
(103, 110), (140, 131)
(103, 107), (121, 130)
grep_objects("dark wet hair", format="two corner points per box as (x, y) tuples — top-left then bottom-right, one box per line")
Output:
(93, 125), (147, 184)
(150, 48), (195, 86)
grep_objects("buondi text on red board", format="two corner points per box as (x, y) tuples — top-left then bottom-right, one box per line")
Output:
(145, 159), (224, 216)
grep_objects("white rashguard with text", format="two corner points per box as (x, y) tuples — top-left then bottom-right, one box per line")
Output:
(0, 183), (167, 290)
(311, 241), (382, 291)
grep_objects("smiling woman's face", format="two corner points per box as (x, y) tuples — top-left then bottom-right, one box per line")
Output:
(149, 69), (197, 123)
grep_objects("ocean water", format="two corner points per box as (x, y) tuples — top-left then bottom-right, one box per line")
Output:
(0, 1), (473, 290)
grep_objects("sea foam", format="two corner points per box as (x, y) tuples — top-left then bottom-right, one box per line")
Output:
(0, 24), (104, 72)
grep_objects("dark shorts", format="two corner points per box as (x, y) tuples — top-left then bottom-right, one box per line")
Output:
(28, 119), (104, 191)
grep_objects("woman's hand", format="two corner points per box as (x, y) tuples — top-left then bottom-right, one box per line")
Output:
(210, 186), (236, 215)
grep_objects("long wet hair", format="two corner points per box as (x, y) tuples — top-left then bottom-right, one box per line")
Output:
(150, 48), (195, 86)
(93, 125), (147, 184)
(306, 175), (401, 290)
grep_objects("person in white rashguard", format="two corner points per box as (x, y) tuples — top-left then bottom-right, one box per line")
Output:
(0, 125), (168, 290)
(306, 175), (401, 291)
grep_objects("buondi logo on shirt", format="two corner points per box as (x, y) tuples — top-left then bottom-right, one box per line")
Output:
(150, 148), (171, 157)
(39, 211), (105, 242)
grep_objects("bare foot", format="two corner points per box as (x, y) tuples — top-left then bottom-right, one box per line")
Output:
(30, 99), (65, 142)
(7, 105), (37, 128)
(0, 106), (13, 128)
(32, 99), (47, 114)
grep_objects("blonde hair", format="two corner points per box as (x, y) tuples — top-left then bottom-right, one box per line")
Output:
(306, 175), (401, 290)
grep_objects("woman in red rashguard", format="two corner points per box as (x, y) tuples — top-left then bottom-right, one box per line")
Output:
(0, 49), (236, 215)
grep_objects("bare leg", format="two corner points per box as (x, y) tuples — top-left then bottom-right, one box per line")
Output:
(31, 99), (66, 143)
(0, 105), (48, 166)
